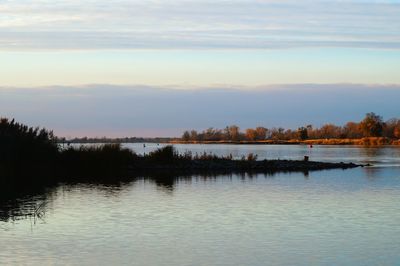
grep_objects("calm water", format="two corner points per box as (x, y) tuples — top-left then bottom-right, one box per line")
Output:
(1, 145), (400, 265)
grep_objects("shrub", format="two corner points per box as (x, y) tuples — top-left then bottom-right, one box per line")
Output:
(147, 146), (178, 162)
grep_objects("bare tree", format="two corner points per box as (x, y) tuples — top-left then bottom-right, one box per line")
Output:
(245, 128), (257, 141)
(255, 127), (267, 140)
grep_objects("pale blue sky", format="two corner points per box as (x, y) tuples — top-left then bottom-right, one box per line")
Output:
(0, 0), (399, 136)
(1, 0), (399, 86)
(1, 48), (400, 86)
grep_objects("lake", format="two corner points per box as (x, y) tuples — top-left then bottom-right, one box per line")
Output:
(1, 145), (400, 265)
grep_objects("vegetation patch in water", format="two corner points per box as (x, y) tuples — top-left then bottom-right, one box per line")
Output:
(0, 118), (361, 186)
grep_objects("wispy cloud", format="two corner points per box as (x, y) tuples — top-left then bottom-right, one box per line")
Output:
(1, 0), (399, 50)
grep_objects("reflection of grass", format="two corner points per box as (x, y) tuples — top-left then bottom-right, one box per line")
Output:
(32, 201), (47, 224)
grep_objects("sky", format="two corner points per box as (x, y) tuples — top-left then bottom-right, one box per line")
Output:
(1, 0), (400, 137)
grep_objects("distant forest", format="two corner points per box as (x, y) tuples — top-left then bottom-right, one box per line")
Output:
(180, 113), (400, 142)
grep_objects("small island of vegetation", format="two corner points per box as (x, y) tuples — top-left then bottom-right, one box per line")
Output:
(0, 118), (362, 190)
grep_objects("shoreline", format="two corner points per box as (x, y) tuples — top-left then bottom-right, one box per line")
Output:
(169, 137), (400, 146)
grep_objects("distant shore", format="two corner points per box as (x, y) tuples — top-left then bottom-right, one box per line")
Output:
(62, 137), (400, 146)
(170, 137), (400, 146)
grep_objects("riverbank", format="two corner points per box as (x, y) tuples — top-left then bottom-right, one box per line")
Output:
(170, 137), (400, 145)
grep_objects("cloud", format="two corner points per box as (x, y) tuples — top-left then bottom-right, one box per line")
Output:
(1, 83), (400, 137)
(0, 0), (399, 50)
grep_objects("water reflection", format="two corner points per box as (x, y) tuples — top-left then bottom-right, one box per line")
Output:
(361, 146), (385, 157)
(1, 166), (400, 266)
(0, 181), (125, 222)
(0, 185), (56, 223)
(0, 170), (316, 222)
(1, 144), (399, 228)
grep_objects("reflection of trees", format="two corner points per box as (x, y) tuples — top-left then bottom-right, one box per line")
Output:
(363, 166), (384, 180)
(361, 147), (385, 160)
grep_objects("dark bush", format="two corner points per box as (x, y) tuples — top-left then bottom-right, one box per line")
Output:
(147, 146), (178, 162)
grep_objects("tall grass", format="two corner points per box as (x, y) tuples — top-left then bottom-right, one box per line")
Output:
(59, 144), (137, 175)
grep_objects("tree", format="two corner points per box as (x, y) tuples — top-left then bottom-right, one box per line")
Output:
(223, 126), (230, 140)
(245, 128), (257, 141)
(284, 129), (296, 140)
(343, 121), (362, 139)
(384, 118), (400, 139)
(318, 124), (342, 139)
(182, 131), (190, 141)
(190, 130), (198, 141)
(395, 126), (400, 139)
(305, 125), (314, 138)
(297, 127), (308, 140)
(228, 125), (240, 141)
(204, 127), (216, 141)
(270, 127), (285, 140)
(255, 127), (267, 140)
(359, 112), (384, 137)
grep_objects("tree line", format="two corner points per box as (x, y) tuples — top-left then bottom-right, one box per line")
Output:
(181, 113), (400, 141)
